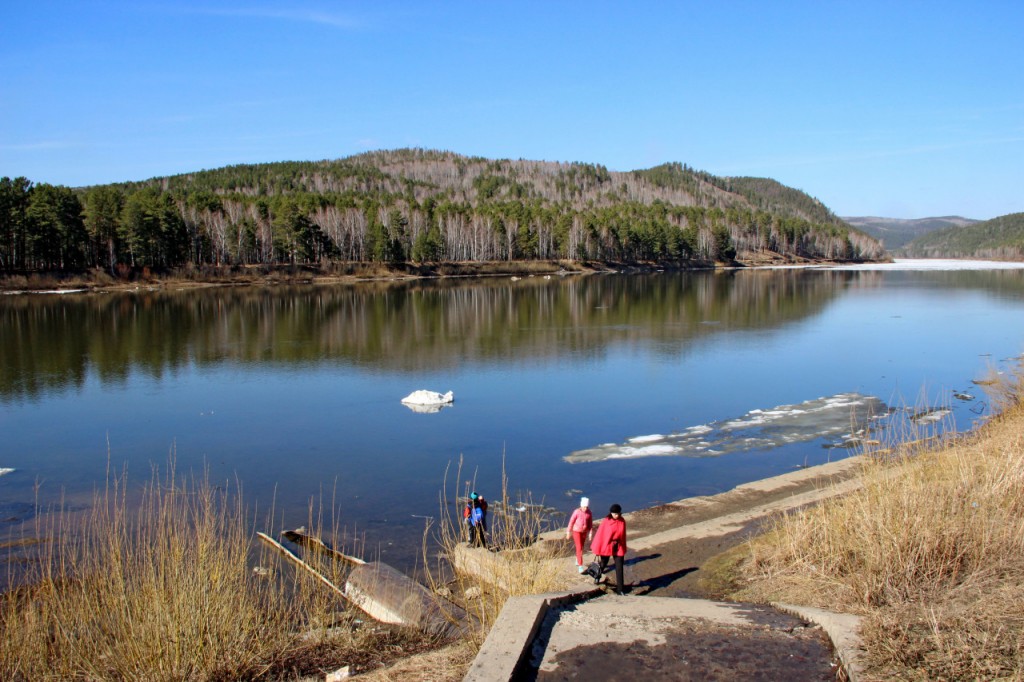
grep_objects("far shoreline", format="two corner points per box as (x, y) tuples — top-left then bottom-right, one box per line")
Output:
(0, 253), (889, 295)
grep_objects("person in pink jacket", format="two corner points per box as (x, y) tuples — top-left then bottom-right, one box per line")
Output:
(565, 496), (593, 573)
(589, 503), (628, 594)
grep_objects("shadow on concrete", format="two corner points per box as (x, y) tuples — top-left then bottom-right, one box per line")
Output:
(624, 552), (661, 566)
(635, 566), (698, 595)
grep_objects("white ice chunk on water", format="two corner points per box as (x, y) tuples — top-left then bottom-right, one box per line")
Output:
(606, 444), (678, 459)
(628, 434), (665, 443)
(401, 390), (454, 413)
(0, 468), (13, 477)
(565, 392), (888, 463)
(909, 407), (952, 423)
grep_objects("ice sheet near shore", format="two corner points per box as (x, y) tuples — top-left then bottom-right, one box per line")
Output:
(565, 393), (889, 463)
(752, 258), (1024, 272)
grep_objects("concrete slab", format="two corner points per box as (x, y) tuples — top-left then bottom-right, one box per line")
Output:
(774, 602), (865, 682)
(525, 594), (842, 681)
(628, 477), (863, 552)
(462, 589), (601, 682)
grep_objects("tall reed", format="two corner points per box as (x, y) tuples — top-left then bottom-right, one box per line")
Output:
(422, 457), (567, 643)
(0, 460), (424, 681)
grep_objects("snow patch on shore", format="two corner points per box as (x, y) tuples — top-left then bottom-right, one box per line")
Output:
(752, 259), (1024, 272)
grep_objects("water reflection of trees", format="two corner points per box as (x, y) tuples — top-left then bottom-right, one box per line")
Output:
(1, 271), (864, 400)
(893, 269), (1024, 301)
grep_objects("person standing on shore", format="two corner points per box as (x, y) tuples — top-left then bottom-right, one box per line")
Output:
(466, 492), (487, 548)
(590, 503), (628, 594)
(566, 496), (593, 573)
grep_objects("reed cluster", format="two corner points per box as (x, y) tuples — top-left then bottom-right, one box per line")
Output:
(735, 365), (1024, 679)
(422, 458), (568, 644)
(0, 463), (425, 681)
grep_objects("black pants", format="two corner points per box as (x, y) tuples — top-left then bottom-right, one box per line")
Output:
(598, 554), (625, 591)
(470, 524), (487, 548)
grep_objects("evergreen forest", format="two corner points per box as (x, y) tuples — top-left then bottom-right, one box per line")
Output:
(902, 213), (1024, 260)
(0, 149), (887, 274)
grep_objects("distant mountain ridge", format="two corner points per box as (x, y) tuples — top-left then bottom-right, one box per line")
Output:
(900, 213), (1024, 260)
(842, 215), (981, 251)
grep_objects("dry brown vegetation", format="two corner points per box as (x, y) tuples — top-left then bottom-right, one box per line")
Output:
(421, 459), (569, 646)
(732, 364), (1024, 680)
(0, 463), (430, 681)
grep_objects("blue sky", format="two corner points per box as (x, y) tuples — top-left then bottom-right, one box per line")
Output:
(2, 1), (1022, 220)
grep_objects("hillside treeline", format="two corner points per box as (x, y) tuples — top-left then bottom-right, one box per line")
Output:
(903, 212), (1024, 260)
(0, 149), (885, 273)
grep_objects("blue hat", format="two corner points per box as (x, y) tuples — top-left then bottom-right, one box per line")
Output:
(470, 492), (478, 500)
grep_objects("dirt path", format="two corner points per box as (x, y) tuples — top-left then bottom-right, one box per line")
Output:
(540, 455), (864, 597)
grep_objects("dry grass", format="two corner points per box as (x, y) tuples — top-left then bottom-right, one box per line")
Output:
(732, 364), (1024, 680)
(351, 641), (476, 682)
(421, 458), (568, 646)
(0, 461), (429, 681)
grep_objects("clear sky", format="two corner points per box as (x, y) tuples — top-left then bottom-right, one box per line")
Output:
(2, 1), (1022, 220)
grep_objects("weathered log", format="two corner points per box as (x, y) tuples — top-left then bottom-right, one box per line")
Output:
(257, 531), (346, 598)
(281, 528), (366, 565)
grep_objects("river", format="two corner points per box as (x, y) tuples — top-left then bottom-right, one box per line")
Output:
(2, 259), (1024, 570)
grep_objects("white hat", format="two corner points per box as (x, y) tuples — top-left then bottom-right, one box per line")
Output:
(580, 497), (589, 507)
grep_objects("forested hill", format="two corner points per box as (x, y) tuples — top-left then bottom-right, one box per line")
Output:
(842, 216), (980, 252)
(901, 213), (1024, 260)
(0, 148), (885, 273)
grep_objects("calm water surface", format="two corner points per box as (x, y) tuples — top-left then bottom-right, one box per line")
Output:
(3, 261), (1024, 569)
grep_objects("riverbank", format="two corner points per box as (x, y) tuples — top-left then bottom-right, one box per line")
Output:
(0, 252), (865, 294)
(727, 367), (1024, 680)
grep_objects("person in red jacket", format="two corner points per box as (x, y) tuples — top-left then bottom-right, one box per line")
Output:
(565, 496), (593, 573)
(589, 503), (628, 594)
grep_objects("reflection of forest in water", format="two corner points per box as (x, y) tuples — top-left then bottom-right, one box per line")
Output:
(6, 267), (996, 401)
(878, 268), (1024, 301)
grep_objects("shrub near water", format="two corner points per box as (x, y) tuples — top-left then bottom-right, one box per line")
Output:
(0, 465), (425, 681)
(736, 367), (1024, 680)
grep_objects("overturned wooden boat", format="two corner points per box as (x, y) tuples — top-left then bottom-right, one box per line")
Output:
(259, 528), (471, 639)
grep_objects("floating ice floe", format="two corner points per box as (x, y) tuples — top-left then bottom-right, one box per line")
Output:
(401, 390), (454, 414)
(908, 407), (953, 424)
(565, 393), (889, 463)
(0, 468), (13, 477)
